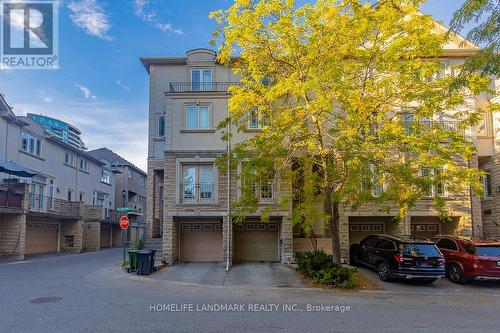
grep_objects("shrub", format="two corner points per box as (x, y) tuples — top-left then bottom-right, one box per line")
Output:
(132, 240), (145, 250)
(295, 250), (357, 289)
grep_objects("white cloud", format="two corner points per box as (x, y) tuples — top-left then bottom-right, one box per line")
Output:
(133, 0), (183, 35)
(75, 84), (97, 99)
(68, 0), (111, 40)
(38, 90), (53, 103)
(14, 101), (148, 171)
(115, 80), (131, 92)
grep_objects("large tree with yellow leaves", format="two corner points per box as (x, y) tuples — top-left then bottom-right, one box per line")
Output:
(211, 0), (489, 264)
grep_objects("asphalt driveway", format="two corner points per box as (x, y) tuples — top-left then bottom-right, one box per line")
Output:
(153, 261), (305, 288)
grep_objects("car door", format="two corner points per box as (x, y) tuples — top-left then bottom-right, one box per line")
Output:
(359, 236), (376, 266)
(436, 238), (459, 262)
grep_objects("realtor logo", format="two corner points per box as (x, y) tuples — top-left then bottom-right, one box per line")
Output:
(1, 0), (58, 69)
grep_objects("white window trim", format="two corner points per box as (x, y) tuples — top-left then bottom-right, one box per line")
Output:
(21, 132), (43, 157)
(190, 68), (213, 91)
(184, 104), (212, 130)
(421, 167), (447, 197)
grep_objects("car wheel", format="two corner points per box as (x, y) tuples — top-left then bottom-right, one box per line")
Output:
(448, 263), (467, 284)
(377, 262), (392, 282)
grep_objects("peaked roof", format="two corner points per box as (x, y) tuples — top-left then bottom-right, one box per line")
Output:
(87, 148), (147, 176)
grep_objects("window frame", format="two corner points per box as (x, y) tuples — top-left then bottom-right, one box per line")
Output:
(190, 68), (213, 91)
(185, 105), (211, 130)
(482, 171), (493, 198)
(101, 170), (111, 185)
(21, 132), (42, 157)
(157, 114), (165, 138)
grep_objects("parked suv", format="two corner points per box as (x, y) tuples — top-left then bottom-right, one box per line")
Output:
(350, 234), (446, 283)
(432, 235), (500, 284)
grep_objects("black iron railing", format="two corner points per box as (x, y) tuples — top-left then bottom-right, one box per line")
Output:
(180, 182), (216, 204)
(404, 120), (464, 136)
(28, 193), (81, 217)
(0, 185), (24, 209)
(169, 82), (239, 93)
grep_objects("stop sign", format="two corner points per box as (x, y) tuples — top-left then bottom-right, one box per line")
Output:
(119, 216), (129, 230)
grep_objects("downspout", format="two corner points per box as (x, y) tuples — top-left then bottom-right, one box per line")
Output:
(226, 98), (231, 272)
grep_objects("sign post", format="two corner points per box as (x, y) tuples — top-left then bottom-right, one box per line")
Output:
(119, 216), (130, 265)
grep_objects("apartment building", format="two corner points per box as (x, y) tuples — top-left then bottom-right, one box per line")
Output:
(479, 80), (500, 241)
(27, 113), (87, 150)
(87, 148), (147, 246)
(142, 38), (498, 266)
(0, 94), (115, 260)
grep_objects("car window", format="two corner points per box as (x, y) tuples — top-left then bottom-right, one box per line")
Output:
(402, 244), (441, 257)
(475, 246), (500, 257)
(461, 241), (476, 255)
(375, 239), (396, 250)
(361, 236), (378, 247)
(437, 239), (458, 251)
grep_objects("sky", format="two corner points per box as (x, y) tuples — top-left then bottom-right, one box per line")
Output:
(0, 0), (469, 171)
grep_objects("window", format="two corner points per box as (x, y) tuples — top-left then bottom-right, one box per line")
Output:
(186, 105), (210, 129)
(21, 132), (42, 157)
(128, 168), (132, 179)
(247, 108), (268, 129)
(370, 165), (384, 197)
(67, 189), (73, 202)
(157, 115), (165, 138)
(435, 62), (447, 80)
(421, 168), (445, 197)
(191, 69), (212, 91)
(139, 176), (145, 187)
(482, 172), (492, 198)
(241, 162), (276, 202)
(437, 238), (458, 251)
(79, 159), (88, 172)
(181, 164), (214, 204)
(101, 170), (111, 184)
(64, 152), (75, 166)
(350, 224), (359, 232)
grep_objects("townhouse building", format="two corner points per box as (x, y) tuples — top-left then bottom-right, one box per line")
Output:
(87, 148), (148, 246)
(0, 94), (116, 260)
(142, 42), (499, 266)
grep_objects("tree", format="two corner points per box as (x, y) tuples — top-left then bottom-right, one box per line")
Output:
(211, 0), (489, 264)
(450, 0), (499, 75)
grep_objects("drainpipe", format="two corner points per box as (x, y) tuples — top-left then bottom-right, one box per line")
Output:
(226, 97), (231, 272)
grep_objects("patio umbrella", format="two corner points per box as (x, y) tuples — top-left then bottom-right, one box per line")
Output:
(0, 161), (37, 178)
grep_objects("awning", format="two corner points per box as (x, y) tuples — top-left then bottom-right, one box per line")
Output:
(0, 161), (37, 178)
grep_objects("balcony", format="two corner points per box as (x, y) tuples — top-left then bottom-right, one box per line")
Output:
(180, 183), (216, 204)
(126, 201), (144, 216)
(28, 194), (81, 218)
(169, 82), (238, 93)
(0, 184), (25, 211)
(251, 181), (278, 204)
(102, 208), (120, 222)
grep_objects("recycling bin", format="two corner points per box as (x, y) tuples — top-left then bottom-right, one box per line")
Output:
(127, 250), (139, 273)
(137, 250), (153, 275)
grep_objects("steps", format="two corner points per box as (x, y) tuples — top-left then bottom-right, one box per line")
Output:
(144, 237), (163, 262)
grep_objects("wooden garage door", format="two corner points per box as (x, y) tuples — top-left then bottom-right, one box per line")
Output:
(234, 223), (279, 262)
(100, 225), (111, 248)
(26, 223), (58, 254)
(180, 223), (223, 261)
(349, 223), (384, 245)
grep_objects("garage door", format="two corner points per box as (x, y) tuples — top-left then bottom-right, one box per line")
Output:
(180, 222), (223, 261)
(234, 223), (279, 262)
(100, 224), (111, 248)
(26, 223), (58, 254)
(411, 224), (439, 239)
(349, 223), (384, 245)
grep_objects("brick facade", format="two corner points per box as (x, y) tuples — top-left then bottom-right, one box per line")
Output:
(83, 222), (101, 252)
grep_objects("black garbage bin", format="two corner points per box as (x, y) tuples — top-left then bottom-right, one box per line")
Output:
(137, 250), (152, 275)
(149, 249), (157, 273)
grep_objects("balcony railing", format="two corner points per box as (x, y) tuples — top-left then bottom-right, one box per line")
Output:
(28, 193), (81, 217)
(169, 82), (239, 93)
(251, 181), (277, 204)
(180, 182), (216, 204)
(102, 208), (120, 222)
(0, 186), (25, 210)
(404, 120), (464, 136)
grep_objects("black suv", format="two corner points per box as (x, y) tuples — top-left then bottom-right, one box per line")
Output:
(350, 234), (446, 283)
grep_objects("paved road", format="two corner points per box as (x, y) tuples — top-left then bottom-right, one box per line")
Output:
(0, 249), (499, 333)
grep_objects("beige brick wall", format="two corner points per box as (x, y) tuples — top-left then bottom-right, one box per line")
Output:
(60, 220), (83, 253)
(83, 221), (101, 252)
(0, 214), (26, 260)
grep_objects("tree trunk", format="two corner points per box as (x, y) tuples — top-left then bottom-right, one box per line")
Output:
(324, 192), (342, 265)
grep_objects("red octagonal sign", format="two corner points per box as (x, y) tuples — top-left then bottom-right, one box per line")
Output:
(119, 216), (129, 230)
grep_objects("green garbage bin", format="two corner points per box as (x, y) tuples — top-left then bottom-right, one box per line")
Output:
(127, 250), (139, 273)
